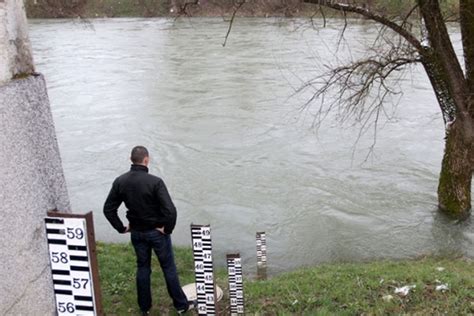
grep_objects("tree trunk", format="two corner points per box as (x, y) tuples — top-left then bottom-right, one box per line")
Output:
(438, 115), (473, 219)
(420, 48), (473, 218)
(417, 0), (473, 219)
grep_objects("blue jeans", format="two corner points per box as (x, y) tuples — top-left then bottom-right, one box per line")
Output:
(131, 229), (188, 312)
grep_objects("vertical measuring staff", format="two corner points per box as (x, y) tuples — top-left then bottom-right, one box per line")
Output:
(191, 224), (217, 315)
(256, 232), (267, 280)
(226, 254), (244, 315)
(45, 211), (102, 316)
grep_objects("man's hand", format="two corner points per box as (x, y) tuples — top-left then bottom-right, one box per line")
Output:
(156, 226), (165, 234)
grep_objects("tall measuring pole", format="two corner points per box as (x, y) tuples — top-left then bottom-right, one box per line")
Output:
(190, 224), (218, 315)
(227, 253), (244, 315)
(256, 232), (267, 280)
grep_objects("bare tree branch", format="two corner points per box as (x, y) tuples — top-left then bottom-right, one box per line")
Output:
(336, 10), (348, 50)
(223, 0), (246, 47)
(319, 5), (326, 28)
(303, 0), (424, 54)
(419, 0), (468, 116)
(460, 0), (474, 93)
(296, 36), (420, 141)
(400, 4), (419, 30)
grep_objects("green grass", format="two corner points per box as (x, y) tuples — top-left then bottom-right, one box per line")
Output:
(244, 258), (473, 315)
(97, 242), (206, 315)
(98, 243), (473, 315)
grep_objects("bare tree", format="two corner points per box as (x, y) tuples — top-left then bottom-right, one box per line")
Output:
(301, 0), (473, 219)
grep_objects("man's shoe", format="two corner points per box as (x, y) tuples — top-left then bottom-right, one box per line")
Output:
(141, 311), (150, 316)
(177, 300), (198, 314)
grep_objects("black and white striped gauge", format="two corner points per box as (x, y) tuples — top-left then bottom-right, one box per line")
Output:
(44, 212), (102, 316)
(226, 254), (244, 315)
(256, 232), (267, 268)
(191, 224), (217, 315)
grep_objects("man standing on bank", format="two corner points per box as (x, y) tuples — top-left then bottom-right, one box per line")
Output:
(104, 146), (195, 315)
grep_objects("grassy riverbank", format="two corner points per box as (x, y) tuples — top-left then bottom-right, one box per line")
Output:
(97, 242), (473, 315)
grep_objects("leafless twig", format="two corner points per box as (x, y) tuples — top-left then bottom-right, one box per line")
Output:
(295, 33), (420, 150)
(319, 5), (326, 28)
(336, 10), (348, 50)
(400, 4), (419, 29)
(223, 0), (246, 47)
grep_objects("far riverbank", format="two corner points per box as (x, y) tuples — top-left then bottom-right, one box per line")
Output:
(26, 0), (459, 19)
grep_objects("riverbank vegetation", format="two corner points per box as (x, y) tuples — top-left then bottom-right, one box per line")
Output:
(98, 242), (473, 315)
(25, 0), (459, 19)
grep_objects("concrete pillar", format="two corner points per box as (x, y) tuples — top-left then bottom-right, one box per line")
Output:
(0, 0), (35, 84)
(0, 2), (71, 314)
(0, 74), (71, 315)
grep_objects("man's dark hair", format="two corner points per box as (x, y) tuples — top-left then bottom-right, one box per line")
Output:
(131, 146), (149, 164)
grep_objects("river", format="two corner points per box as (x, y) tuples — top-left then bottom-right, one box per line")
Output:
(28, 18), (473, 274)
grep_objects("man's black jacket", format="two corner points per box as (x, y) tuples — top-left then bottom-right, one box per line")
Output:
(103, 164), (177, 234)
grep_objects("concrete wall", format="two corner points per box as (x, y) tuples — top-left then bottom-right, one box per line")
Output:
(0, 0), (35, 84)
(0, 75), (70, 315)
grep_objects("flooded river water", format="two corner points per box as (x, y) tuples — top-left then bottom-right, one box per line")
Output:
(29, 18), (473, 273)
